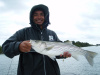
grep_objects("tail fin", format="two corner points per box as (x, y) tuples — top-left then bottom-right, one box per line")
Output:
(85, 50), (98, 66)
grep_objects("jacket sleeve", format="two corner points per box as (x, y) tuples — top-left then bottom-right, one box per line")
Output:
(2, 29), (25, 58)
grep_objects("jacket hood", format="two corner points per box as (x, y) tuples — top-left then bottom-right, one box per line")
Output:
(29, 4), (50, 29)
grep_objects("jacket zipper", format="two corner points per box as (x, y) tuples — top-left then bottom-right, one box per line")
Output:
(40, 30), (46, 75)
(41, 32), (44, 40)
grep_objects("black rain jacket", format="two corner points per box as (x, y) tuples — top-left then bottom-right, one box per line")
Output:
(2, 4), (61, 75)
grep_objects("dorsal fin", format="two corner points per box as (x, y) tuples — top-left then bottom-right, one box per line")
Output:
(65, 41), (73, 45)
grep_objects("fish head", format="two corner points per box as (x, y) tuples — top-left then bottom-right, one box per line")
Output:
(30, 40), (46, 52)
(30, 40), (41, 46)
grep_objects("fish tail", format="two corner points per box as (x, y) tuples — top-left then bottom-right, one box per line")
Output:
(85, 50), (98, 66)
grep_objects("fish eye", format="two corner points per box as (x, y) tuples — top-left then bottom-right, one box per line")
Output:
(35, 40), (39, 43)
(34, 40), (38, 42)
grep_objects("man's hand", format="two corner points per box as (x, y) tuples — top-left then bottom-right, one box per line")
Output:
(19, 40), (31, 52)
(60, 52), (71, 58)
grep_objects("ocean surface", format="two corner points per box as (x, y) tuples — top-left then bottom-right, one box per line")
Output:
(0, 46), (100, 75)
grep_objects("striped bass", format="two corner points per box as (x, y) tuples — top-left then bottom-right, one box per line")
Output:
(30, 40), (98, 66)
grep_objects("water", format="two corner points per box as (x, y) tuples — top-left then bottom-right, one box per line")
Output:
(0, 55), (19, 75)
(0, 46), (100, 75)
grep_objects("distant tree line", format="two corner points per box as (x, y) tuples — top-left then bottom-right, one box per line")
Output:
(64, 40), (93, 47)
(96, 44), (100, 46)
(0, 46), (2, 54)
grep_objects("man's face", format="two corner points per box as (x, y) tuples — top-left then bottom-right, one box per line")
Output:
(33, 10), (45, 25)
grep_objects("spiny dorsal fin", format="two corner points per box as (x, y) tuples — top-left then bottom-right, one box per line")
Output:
(65, 41), (73, 45)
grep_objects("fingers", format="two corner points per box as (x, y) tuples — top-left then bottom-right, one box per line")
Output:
(24, 42), (31, 49)
(60, 54), (63, 57)
(63, 52), (68, 57)
(68, 53), (71, 57)
(19, 40), (32, 52)
(60, 52), (71, 58)
(64, 52), (71, 57)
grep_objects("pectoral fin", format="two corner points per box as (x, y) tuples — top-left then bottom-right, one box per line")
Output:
(71, 53), (79, 61)
(48, 55), (56, 61)
(46, 46), (54, 50)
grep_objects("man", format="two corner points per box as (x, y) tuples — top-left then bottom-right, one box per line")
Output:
(2, 4), (71, 75)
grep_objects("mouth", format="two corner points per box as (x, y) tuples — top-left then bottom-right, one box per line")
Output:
(33, 18), (44, 25)
(35, 19), (44, 25)
(36, 19), (43, 22)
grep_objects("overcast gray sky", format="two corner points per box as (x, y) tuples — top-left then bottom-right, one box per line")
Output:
(0, 0), (100, 45)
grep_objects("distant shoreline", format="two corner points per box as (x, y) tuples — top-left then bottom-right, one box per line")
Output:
(0, 46), (2, 54)
(0, 52), (3, 54)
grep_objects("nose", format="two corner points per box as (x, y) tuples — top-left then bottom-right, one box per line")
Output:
(38, 15), (42, 19)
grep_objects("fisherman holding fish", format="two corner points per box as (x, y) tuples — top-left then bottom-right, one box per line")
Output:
(2, 4), (71, 75)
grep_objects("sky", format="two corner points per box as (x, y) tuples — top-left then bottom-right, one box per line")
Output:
(0, 0), (100, 45)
